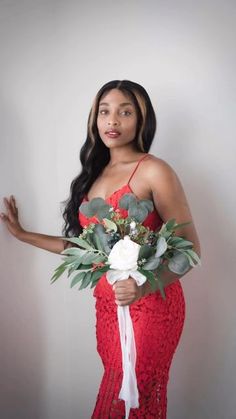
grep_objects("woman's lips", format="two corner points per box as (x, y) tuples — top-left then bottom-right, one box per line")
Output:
(105, 130), (121, 139)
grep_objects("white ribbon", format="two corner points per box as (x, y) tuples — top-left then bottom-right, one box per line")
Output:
(106, 269), (147, 419)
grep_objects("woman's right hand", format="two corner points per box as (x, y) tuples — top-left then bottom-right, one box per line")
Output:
(0, 195), (25, 239)
(1, 196), (64, 253)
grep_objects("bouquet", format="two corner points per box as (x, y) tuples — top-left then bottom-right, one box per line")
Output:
(51, 193), (200, 297)
(51, 193), (200, 418)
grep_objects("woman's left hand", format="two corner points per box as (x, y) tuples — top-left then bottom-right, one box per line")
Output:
(113, 277), (145, 306)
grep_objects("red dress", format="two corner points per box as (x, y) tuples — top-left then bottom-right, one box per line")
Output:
(79, 158), (185, 419)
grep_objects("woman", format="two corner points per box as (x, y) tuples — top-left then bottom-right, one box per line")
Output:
(1, 80), (200, 418)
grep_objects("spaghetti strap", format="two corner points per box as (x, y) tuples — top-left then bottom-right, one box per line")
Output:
(127, 154), (149, 185)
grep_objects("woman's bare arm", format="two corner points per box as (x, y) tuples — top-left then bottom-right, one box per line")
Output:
(114, 158), (201, 305)
(0, 196), (65, 254)
(142, 158), (201, 292)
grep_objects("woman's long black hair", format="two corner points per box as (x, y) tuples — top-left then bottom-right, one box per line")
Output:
(63, 79), (157, 237)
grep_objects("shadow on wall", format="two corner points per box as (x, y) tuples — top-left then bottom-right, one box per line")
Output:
(159, 107), (236, 418)
(0, 95), (45, 419)
(179, 170), (236, 419)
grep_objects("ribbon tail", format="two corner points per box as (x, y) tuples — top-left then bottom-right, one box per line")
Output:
(106, 268), (147, 417)
(125, 402), (131, 419)
(117, 305), (139, 418)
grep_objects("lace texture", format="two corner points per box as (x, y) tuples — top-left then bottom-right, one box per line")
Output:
(78, 185), (185, 419)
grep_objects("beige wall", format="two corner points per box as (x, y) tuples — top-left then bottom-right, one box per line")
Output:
(0, 1), (235, 418)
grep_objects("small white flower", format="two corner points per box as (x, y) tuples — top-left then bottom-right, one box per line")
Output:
(129, 221), (137, 235)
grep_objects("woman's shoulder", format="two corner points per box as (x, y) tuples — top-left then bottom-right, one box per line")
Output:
(143, 154), (177, 180)
(142, 154), (183, 200)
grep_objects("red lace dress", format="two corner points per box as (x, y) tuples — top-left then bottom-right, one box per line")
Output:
(79, 164), (185, 419)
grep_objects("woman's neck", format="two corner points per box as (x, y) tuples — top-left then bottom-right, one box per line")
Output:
(108, 146), (144, 166)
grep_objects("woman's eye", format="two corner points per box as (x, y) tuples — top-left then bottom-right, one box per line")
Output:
(99, 109), (108, 115)
(121, 110), (132, 116)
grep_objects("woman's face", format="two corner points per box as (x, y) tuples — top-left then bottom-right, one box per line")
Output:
(96, 88), (138, 149)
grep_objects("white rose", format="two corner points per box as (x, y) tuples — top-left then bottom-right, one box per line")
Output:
(108, 236), (141, 271)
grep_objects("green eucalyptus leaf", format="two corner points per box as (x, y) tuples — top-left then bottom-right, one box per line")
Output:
(80, 198), (113, 221)
(89, 254), (104, 263)
(143, 255), (161, 270)
(83, 235), (95, 248)
(94, 254), (106, 263)
(51, 262), (68, 283)
(97, 204), (112, 221)
(79, 202), (96, 217)
(90, 197), (107, 212)
(129, 202), (148, 223)
(90, 267), (109, 288)
(139, 244), (155, 260)
(155, 265), (167, 299)
(88, 266), (110, 286)
(79, 264), (94, 270)
(70, 271), (86, 288)
(119, 193), (136, 210)
(156, 277), (166, 300)
(155, 237), (167, 257)
(90, 270), (104, 287)
(62, 247), (88, 257)
(138, 268), (156, 290)
(174, 240), (193, 249)
(172, 221), (191, 230)
(184, 252), (196, 268)
(103, 218), (117, 232)
(61, 255), (84, 264)
(161, 230), (172, 240)
(64, 237), (94, 251)
(92, 270), (104, 281)
(93, 224), (111, 254)
(91, 232), (103, 251)
(93, 223), (106, 235)
(185, 249), (201, 266)
(79, 271), (92, 290)
(97, 264), (110, 273)
(82, 252), (99, 265)
(139, 199), (154, 213)
(67, 262), (82, 277)
(168, 237), (184, 245)
(165, 219), (177, 231)
(168, 252), (190, 275)
(156, 263), (166, 274)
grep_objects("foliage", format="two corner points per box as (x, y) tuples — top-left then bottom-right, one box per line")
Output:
(51, 194), (200, 298)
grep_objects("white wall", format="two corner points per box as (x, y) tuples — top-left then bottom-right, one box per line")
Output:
(0, 1), (235, 418)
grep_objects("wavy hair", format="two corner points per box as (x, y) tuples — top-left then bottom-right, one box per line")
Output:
(63, 79), (157, 237)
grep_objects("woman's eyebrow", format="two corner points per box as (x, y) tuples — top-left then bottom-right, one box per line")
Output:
(99, 102), (134, 107)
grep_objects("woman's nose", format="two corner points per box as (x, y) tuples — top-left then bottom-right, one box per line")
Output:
(108, 114), (120, 126)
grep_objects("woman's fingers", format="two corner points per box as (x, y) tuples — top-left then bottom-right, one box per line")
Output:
(10, 196), (18, 219)
(3, 196), (18, 221)
(1, 196), (24, 238)
(0, 212), (7, 222)
(8, 195), (18, 214)
(115, 299), (132, 306)
(3, 197), (12, 216)
(10, 195), (17, 212)
(113, 278), (142, 305)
